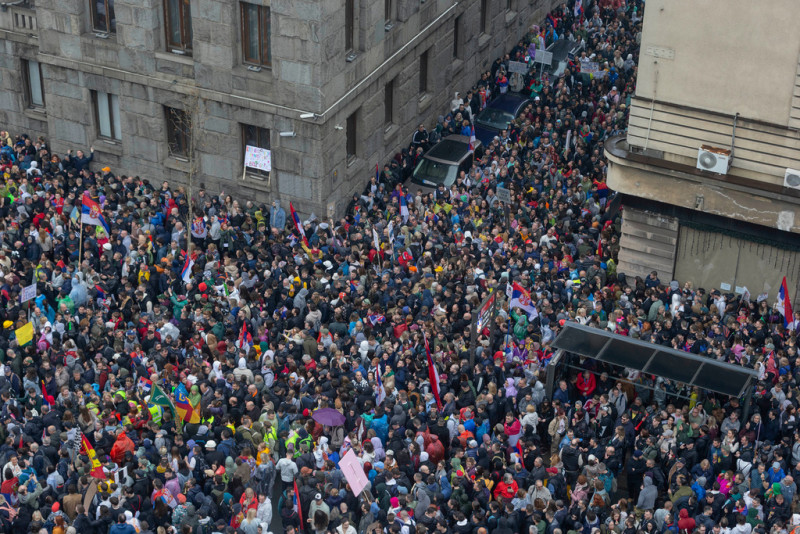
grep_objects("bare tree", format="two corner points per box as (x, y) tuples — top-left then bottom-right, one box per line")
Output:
(166, 91), (206, 253)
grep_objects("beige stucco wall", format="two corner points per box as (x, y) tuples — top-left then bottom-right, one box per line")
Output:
(636, 0), (800, 127)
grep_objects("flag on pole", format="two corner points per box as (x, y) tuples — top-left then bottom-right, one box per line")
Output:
(80, 433), (106, 479)
(376, 163), (380, 183)
(294, 480), (305, 533)
(289, 202), (310, 248)
(150, 383), (181, 430)
(596, 238), (602, 258)
(777, 276), (794, 328)
(41, 380), (55, 407)
(181, 254), (194, 284)
(81, 194), (111, 235)
(174, 383), (201, 424)
(424, 334), (442, 410)
(375, 365), (386, 406)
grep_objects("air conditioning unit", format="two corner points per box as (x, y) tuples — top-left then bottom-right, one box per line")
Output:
(696, 145), (731, 174)
(785, 168), (800, 190)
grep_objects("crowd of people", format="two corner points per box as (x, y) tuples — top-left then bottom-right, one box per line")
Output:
(1, 1), (799, 534)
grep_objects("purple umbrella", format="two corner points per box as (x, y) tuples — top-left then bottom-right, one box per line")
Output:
(312, 408), (346, 427)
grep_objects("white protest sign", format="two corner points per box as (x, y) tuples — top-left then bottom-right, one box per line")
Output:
(582, 61), (600, 74)
(244, 145), (272, 172)
(20, 283), (36, 303)
(508, 61), (528, 74)
(339, 449), (370, 496)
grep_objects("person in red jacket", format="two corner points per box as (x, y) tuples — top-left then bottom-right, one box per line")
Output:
(110, 430), (135, 464)
(576, 371), (596, 400)
(677, 508), (696, 532)
(493, 473), (518, 502)
(425, 434), (445, 466)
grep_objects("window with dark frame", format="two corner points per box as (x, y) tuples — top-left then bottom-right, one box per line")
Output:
(93, 90), (122, 140)
(242, 124), (271, 177)
(384, 79), (394, 126)
(23, 59), (45, 109)
(419, 49), (429, 94)
(165, 0), (193, 53)
(480, 0), (488, 34)
(240, 2), (271, 67)
(91, 0), (116, 33)
(384, 0), (392, 24)
(346, 110), (357, 161)
(345, 0), (355, 51)
(165, 106), (191, 158)
(453, 15), (462, 59)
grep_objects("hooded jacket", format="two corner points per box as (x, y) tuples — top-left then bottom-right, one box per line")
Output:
(636, 476), (657, 510)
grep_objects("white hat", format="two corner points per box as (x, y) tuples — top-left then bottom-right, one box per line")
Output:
(323, 261), (334, 271)
(205, 440), (217, 450)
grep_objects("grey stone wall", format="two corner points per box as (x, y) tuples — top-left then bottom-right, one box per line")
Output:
(0, 0), (560, 217)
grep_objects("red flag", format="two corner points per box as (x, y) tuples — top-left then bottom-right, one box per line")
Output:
(596, 238), (602, 258)
(294, 479), (304, 532)
(18, 433), (23, 449)
(41, 380), (55, 407)
(289, 202), (310, 248)
(424, 334), (442, 410)
(80, 433), (106, 479)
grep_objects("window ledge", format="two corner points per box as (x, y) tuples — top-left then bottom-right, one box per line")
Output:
(155, 51), (194, 65)
(451, 58), (463, 72)
(23, 108), (46, 122)
(241, 173), (272, 191)
(418, 93), (433, 113)
(165, 157), (191, 173)
(93, 139), (123, 156)
(383, 123), (399, 144)
(478, 33), (491, 51)
(346, 155), (358, 168)
(505, 10), (517, 25)
(88, 31), (116, 41)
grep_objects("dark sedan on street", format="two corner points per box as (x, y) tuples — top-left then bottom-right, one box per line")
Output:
(473, 93), (531, 145)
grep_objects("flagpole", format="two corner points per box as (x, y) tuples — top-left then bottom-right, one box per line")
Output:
(78, 223), (84, 265)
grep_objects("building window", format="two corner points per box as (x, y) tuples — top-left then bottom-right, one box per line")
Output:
(91, 0), (116, 33)
(242, 124), (271, 176)
(419, 49), (429, 94)
(165, 0), (192, 53)
(93, 91), (122, 140)
(480, 0), (488, 34)
(384, 79), (394, 125)
(240, 2), (271, 67)
(384, 0), (392, 26)
(23, 60), (45, 109)
(453, 15), (462, 59)
(345, 0), (355, 51)
(346, 110), (357, 162)
(165, 106), (191, 158)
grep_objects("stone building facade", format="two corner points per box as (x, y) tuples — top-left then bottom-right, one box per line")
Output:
(0, 0), (558, 215)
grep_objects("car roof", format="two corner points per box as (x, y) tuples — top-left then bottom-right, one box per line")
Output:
(483, 93), (530, 114)
(424, 135), (472, 164)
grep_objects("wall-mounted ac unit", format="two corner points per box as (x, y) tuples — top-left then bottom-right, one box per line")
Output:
(696, 145), (731, 174)
(785, 168), (800, 190)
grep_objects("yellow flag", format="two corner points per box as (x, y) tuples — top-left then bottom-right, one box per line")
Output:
(15, 322), (33, 346)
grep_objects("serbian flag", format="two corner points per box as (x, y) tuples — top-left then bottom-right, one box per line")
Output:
(181, 254), (194, 284)
(41, 380), (55, 407)
(508, 282), (539, 319)
(137, 376), (152, 393)
(289, 202), (310, 248)
(81, 194), (111, 235)
(376, 163), (380, 182)
(174, 382), (200, 424)
(375, 365), (387, 406)
(424, 334), (442, 410)
(80, 433), (106, 479)
(777, 276), (794, 328)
